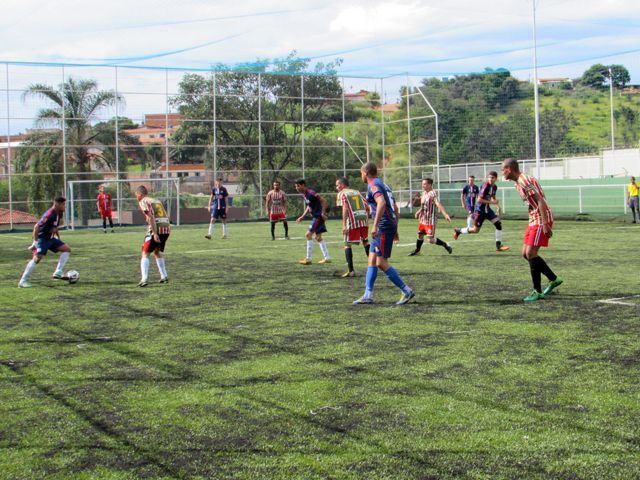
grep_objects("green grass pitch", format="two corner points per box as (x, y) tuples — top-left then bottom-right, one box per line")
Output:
(1, 219), (639, 479)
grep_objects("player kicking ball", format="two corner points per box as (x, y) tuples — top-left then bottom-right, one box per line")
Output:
(408, 178), (453, 256)
(354, 162), (414, 305)
(295, 179), (331, 265)
(335, 176), (370, 277)
(18, 197), (72, 288)
(136, 186), (170, 287)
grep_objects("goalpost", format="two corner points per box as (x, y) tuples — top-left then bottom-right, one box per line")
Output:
(66, 177), (181, 230)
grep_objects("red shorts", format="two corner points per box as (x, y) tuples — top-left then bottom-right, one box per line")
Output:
(345, 226), (369, 244)
(269, 212), (286, 222)
(99, 210), (112, 219)
(142, 233), (170, 253)
(418, 223), (435, 236)
(523, 222), (552, 247)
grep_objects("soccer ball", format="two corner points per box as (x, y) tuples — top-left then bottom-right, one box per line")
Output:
(66, 270), (80, 284)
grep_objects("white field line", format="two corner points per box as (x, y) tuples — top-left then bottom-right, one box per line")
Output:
(597, 295), (640, 306)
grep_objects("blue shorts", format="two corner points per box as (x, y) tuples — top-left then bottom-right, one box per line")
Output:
(474, 208), (498, 229)
(212, 208), (226, 220)
(308, 217), (327, 235)
(36, 237), (65, 256)
(465, 203), (476, 215)
(372, 227), (396, 258)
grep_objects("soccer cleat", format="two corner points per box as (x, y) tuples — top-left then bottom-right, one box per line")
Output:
(52, 272), (66, 280)
(395, 290), (415, 305)
(408, 250), (422, 256)
(285, 236), (290, 240)
(542, 277), (563, 295)
(341, 271), (356, 278)
(445, 244), (453, 254)
(453, 228), (461, 240)
(159, 277), (169, 284)
(103, 229), (107, 234)
(496, 245), (511, 252)
(353, 296), (373, 305)
(137, 280), (148, 287)
(222, 235), (227, 239)
(111, 229), (115, 233)
(204, 235), (211, 240)
(298, 258), (312, 265)
(18, 281), (32, 288)
(523, 290), (544, 302)
(271, 237), (275, 241)
(318, 258), (331, 264)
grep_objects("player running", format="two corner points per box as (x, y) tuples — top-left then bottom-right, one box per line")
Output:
(408, 178), (453, 256)
(96, 184), (114, 233)
(335, 176), (370, 277)
(205, 178), (229, 240)
(265, 181), (289, 240)
(18, 197), (72, 288)
(136, 186), (170, 287)
(461, 175), (479, 230)
(294, 179), (331, 265)
(453, 171), (510, 252)
(501, 158), (562, 302)
(354, 162), (414, 305)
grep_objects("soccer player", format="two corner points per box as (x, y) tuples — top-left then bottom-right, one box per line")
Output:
(335, 176), (370, 277)
(354, 162), (414, 305)
(205, 178), (229, 240)
(501, 158), (562, 302)
(294, 179), (331, 264)
(409, 178), (453, 256)
(265, 181), (289, 240)
(135, 186), (170, 287)
(461, 175), (479, 230)
(453, 171), (510, 252)
(96, 184), (114, 233)
(627, 176), (639, 224)
(18, 197), (72, 288)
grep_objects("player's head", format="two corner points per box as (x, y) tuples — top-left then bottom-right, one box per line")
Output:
(501, 158), (520, 181)
(360, 162), (377, 183)
(294, 178), (306, 193)
(135, 185), (148, 201)
(632, 176), (636, 183)
(336, 176), (349, 192)
(98, 184), (104, 193)
(273, 181), (281, 191)
(215, 177), (223, 187)
(53, 196), (66, 212)
(421, 178), (433, 191)
(487, 171), (498, 185)
(468, 175), (475, 185)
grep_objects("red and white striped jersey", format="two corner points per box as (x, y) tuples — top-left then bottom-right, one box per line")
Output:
(515, 173), (553, 226)
(138, 196), (171, 235)
(418, 190), (438, 225)
(336, 188), (368, 230)
(266, 190), (287, 215)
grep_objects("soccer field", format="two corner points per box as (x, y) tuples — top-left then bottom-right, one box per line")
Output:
(1, 219), (639, 479)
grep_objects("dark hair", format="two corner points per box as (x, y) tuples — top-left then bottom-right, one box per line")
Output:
(337, 176), (349, 187)
(502, 158), (520, 172)
(488, 171), (498, 178)
(216, 177), (223, 182)
(136, 186), (148, 195)
(54, 196), (66, 203)
(469, 175), (475, 179)
(294, 178), (306, 186)
(422, 178), (434, 185)
(361, 162), (377, 177)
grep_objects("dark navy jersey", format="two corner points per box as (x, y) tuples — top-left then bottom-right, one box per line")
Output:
(303, 189), (323, 218)
(462, 184), (479, 209)
(37, 207), (61, 240)
(211, 186), (229, 210)
(475, 182), (497, 213)
(367, 177), (397, 230)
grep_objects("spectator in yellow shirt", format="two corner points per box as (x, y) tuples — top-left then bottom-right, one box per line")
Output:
(628, 176), (640, 223)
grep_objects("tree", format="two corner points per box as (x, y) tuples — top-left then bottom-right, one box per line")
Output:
(581, 64), (630, 90)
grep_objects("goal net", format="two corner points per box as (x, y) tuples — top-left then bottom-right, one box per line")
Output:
(66, 177), (181, 230)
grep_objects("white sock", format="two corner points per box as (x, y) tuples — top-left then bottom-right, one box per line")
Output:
(319, 240), (330, 259)
(54, 252), (70, 275)
(156, 257), (167, 278)
(466, 216), (474, 229)
(306, 240), (314, 259)
(495, 229), (503, 242)
(461, 228), (469, 234)
(20, 260), (37, 283)
(222, 224), (228, 236)
(208, 223), (214, 235)
(140, 257), (150, 281)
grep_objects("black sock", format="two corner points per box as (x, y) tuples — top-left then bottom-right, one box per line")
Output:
(435, 238), (446, 248)
(528, 258), (542, 292)
(345, 247), (354, 272)
(364, 243), (370, 256)
(283, 221), (289, 236)
(496, 241), (501, 249)
(109, 218), (113, 228)
(415, 238), (424, 252)
(102, 218), (107, 229)
(270, 222), (276, 239)
(532, 256), (557, 282)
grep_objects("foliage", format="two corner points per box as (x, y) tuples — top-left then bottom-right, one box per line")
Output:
(580, 64), (630, 90)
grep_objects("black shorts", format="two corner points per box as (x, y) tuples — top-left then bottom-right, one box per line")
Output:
(142, 233), (169, 253)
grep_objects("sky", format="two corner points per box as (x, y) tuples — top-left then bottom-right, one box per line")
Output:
(1, 0), (638, 133)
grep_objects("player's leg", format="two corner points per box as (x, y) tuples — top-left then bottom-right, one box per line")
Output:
(343, 244), (355, 275)
(221, 210), (228, 238)
(376, 234), (414, 304)
(18, 252), (43, 287)
(205, 215), (215, 239)
(153, 250), (168, 283)
(270, 221), (276, 240)
(102, 215), (107, 233)
(139, 236), (155, 286)
(52, 243), (71, 278)
(316, 231), (331, 263)
(409, 230), (425, 256)
(427, 234), (452, 254)
(489, 213), (509, 252)
(523, 228), (560, 300)
(455, 213), (481, 238)
(466, 211), (474, 229)
(299, 227), (314, 264)
(283, 219), (289, 239)
(108, 214), (114, 231)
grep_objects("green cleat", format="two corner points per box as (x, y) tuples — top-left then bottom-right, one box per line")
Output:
(542, 277), (563, 295)
(523, 290), (544, 302)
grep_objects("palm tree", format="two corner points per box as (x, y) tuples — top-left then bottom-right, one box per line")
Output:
(21, 78), (124, 223)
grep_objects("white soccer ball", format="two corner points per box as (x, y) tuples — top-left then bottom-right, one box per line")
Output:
(67, 270), (80, 284)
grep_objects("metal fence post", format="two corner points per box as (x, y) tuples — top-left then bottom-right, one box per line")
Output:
(578, 186), (583, 214)
(5, 63), (13, 230)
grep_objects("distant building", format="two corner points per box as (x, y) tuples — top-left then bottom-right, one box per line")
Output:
(538, 78), (573, 88)
(344, 90), (370, 103)
(621, 85), (640, 96)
